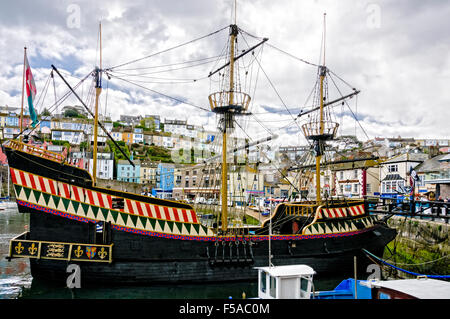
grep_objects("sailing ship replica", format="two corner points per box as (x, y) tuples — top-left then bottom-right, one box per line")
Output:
(5, 16), (396, 284)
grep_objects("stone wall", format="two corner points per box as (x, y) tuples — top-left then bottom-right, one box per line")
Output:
(384, 216), (449, 277)
(95, 178), (152, 195)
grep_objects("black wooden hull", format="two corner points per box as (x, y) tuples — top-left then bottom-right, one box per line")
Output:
(25, 207), (395, 285)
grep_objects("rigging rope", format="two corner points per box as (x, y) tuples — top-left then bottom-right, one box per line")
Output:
(107, 25), (229, 70)
(107, 73), (212, 113)
(362, 249), (450, 279)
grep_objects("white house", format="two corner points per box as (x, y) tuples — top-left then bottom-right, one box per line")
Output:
(379, 152), (428, 197)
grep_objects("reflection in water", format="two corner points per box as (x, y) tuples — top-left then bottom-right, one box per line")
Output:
(20, 279), (259, 299)
(1, 206), (344, 299)
(0, 206), (32, 299)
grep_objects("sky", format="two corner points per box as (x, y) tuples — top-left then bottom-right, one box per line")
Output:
(0, 0), (449, 148)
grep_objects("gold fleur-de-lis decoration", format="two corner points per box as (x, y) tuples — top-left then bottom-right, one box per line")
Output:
(28, 243), (37, 255)
(74, 245), (83, 258)
(15, 242), (24, 254)
(98, 247), (108, 259)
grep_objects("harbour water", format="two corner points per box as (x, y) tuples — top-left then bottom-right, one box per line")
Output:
(0, 206), (346, 299)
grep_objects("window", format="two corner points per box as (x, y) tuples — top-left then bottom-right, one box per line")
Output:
(300, 278), (309, 298)
(260, 272), (267, 293)
(353, 184), (359, 193)
(270, 276), (277, 298)
(354, 170), (358, 179)
(388, 164), (398, 172)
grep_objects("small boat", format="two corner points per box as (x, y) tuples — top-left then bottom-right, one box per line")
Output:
(255, 265), (450, 299)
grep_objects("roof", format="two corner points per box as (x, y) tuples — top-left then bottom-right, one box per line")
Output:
(382, 174), (405, 181)
(118, 159), (141, 166)
(384, 152), (428, 164)
(368, 278), (450, 299)
(415, 153), (450, 173)
(255, 265), (316, 277)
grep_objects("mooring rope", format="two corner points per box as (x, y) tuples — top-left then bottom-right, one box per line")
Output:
(362, 249), (450, 279)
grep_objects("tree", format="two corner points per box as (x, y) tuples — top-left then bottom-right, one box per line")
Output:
(64, 109), (79, 118)
(80, 141), (88, 151)
(41, 108), (51, 116)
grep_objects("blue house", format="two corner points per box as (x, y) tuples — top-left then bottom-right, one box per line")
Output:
(152, 163), (175, 199)
(117, 159), (141, 183)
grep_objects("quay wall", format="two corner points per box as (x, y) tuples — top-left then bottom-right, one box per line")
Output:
(384, 216), (449, 277)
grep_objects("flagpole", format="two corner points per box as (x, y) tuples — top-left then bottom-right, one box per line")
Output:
(19, 47), (26, 142)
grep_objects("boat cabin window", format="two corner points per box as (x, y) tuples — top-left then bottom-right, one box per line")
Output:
(260, 271), (267, 293)
(270, 276), (277, 298)
(300, 277), (310, 298)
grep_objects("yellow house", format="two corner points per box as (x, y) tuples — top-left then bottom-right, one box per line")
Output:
(122, 129), (134, 144)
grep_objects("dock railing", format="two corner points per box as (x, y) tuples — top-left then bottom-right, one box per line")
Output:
(366, 196), (450, 223)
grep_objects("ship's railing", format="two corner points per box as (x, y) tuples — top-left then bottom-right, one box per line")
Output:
(284, 200), (365, 218)
(4, 140), (66, 163)
(7, 232), (113, 263)
(284, 203), (317, 217)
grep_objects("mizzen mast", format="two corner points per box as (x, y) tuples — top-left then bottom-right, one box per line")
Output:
(92, 22), (102, 185)
(301, 13), (339, 203)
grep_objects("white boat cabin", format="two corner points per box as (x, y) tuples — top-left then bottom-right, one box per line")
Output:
(363, 277), (450, 299)
(255, 265), (316, 299)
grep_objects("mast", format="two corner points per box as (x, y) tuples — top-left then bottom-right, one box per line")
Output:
(19, 47), (26, 142)
(315, 13), (327, 203)
(208, 2), (252, 232)
(315, 66), (326, 203)
(92, 22), (102, 185)
(219, 24), (238, 232)
(301, 13), (340, 203)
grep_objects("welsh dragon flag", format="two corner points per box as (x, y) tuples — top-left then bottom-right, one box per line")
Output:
(24, 54), (38, 127)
